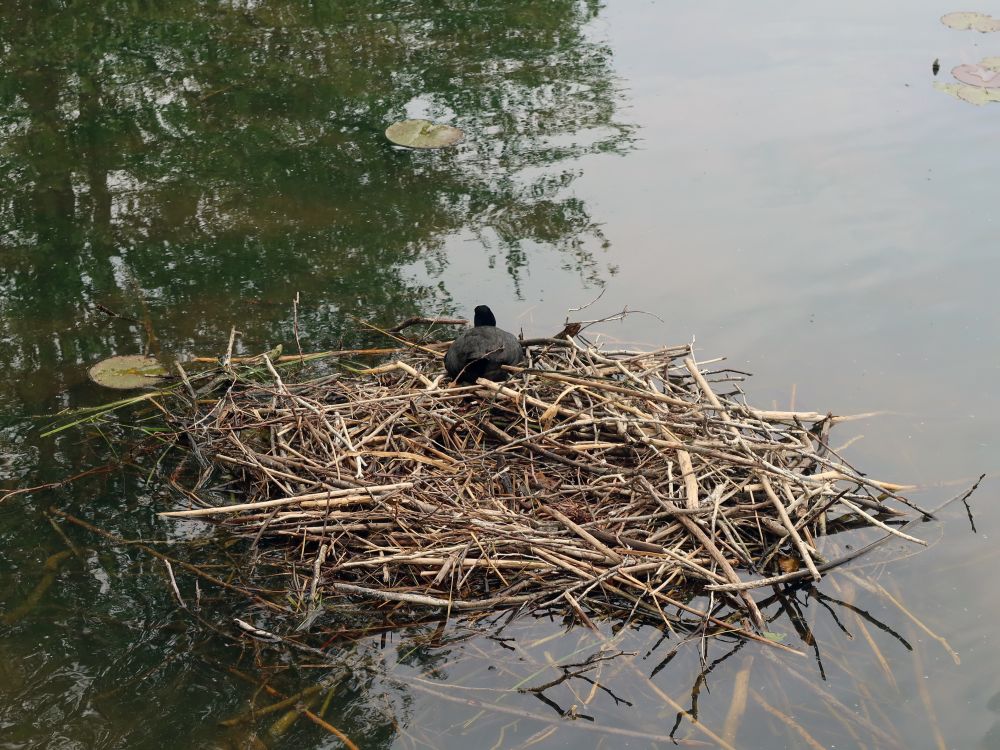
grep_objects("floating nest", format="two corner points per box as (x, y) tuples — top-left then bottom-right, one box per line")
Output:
(159, 323), (929, 637)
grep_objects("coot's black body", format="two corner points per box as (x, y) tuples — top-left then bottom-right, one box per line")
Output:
(445, 305), (523, 383)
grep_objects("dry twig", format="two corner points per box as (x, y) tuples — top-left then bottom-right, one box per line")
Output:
(154, 329), (924, 634)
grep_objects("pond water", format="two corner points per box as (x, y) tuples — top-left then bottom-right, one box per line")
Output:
(1, 1), (998, 748)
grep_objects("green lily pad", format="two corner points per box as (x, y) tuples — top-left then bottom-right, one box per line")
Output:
(88, 355), (169, 390)
(385, 119), (464, 149)
(941, 11), (1000, 32)
(934, 81), (1000, 104)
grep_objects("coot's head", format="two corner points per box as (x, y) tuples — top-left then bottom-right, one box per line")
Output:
(473, 305), (497, 327)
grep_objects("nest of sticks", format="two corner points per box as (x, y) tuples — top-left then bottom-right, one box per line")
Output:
(160, 325), (926, 633)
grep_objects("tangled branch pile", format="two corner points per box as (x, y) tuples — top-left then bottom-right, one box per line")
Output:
(161, 331), (924, 632)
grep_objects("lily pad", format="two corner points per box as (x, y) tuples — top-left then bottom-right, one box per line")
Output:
(385, 119), (464, 149)
(941, 11), (1000, 32)
(934, 81), (1000, 105)
(953, 63), (1000, 87)
(88, 355), (169, 390)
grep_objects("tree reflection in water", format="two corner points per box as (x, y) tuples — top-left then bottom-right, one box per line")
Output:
(0, 2), (636, 748)
(0, 0), (634, 408)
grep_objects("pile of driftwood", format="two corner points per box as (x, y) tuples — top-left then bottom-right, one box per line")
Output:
(159, 325), (926, 633)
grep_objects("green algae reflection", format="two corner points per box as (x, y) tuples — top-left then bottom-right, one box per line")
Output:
(0, 0), (634, 403)
(0, 3), (632, 746)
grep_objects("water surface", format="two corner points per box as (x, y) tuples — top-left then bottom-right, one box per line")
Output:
(1, 1), (998, 748)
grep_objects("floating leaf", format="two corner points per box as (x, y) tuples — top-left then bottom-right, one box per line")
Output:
(980, 56), (1000, 70)
(88, 355), (169, 389)
(934, 81), (1000, 104)
(941, 11), (1000, 32)
(953, 63), (1000, 87)
(385, 119), (464, 149)
(761, 631), (788, 643)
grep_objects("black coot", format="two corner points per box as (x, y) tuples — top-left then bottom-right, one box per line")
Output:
(445, 305), (524, 383)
